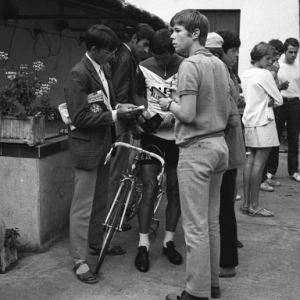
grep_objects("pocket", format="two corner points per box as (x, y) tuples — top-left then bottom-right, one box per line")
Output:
(70, 130), (90, 141)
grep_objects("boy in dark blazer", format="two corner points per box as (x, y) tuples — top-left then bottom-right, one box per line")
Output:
(65, 24), (137, 284)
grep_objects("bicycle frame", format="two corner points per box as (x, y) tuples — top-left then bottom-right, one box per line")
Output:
(104, 142), (165, 232)
(95, 142), (165, 274)
(104, 153), (139, 232)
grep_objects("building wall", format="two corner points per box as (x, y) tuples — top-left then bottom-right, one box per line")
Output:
(1, 0), (299, 106)
(127, 0), (300, 75)
(0, 0), (96, 109)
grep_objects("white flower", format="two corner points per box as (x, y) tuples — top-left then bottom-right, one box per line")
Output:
(33, 61), (45, 71)
(20, 64), (28, 70)
(5, 71), (17, 80)
(0, 52), (8, 60)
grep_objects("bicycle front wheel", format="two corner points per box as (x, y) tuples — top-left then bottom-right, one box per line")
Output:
(94, 181), (131, 274)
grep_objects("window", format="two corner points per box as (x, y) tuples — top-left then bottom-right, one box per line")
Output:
(200, 10), (240, 35)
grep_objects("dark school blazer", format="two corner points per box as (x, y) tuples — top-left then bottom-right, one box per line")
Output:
(65, 55), (116, 170)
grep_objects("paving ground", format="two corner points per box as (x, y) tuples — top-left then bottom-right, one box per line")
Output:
(1, 152), (299, 300)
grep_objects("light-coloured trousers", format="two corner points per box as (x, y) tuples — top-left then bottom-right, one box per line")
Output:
(177, 136), (228, 298)
(69, 161), (110, 260)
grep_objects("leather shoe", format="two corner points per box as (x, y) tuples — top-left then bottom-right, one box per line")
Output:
(237, 240), (243, 248)
(103, 223), (131, 232)
(211, 286), (221, 299)
(166, 291), (208, 300)
(134, 246), (149, 272)
(73, 261), (98, 284)
(89, 245), (126, 256)
(163, 241), (182, 265)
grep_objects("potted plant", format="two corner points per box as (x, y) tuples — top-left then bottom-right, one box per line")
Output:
(0, 228), (20, 274)
(0, 52), (57, 146)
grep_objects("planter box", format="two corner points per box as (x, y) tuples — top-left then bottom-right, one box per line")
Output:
(0, 115), (45, 146)
(0, 247), (18, 274)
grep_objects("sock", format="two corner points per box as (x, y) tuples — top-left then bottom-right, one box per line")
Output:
(74, 259), (89, 275)
(138, 233), (149, 250)
(163, 231), (175, 247)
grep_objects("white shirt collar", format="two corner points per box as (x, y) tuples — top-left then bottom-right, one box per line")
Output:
(85, 52), (102, 73)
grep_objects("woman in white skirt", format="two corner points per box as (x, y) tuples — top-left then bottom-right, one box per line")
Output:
(241, 42), (283, 217)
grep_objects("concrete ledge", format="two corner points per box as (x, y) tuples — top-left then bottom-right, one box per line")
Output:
(0, 136), (74, 252)
(0, 135), (69, 158)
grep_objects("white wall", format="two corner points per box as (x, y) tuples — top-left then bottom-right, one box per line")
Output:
(127, 0), (299, 75)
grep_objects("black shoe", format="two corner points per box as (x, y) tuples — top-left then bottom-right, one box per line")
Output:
(211, 286), (221, 299)
(134, 246), (149, 272)
(166, 291), (208, 300)
(103, 223), (131, 232)
(73, 261), (98, 284)
(163, 241), (183, 265)
(237, 240), (243, 248)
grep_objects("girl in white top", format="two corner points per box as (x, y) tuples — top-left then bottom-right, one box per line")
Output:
(241, 42), (283, 217)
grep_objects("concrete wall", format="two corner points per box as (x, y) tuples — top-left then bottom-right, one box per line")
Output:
(126, 0), (300, 75)
(0, 151), (74, 252)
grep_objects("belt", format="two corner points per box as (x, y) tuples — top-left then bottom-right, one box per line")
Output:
(283, 97), (299, 102)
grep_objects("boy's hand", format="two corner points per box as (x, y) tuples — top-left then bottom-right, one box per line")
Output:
(158, 97), (172, 111)
(279, 80), (289, 91)
(116, 104), (138, 120)
(271, 61), (280, 73)
(268, 97), (275, 107)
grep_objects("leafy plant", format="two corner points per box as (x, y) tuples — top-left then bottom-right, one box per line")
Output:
(0, 52), (57, 116)
(4, 228), (20, 250)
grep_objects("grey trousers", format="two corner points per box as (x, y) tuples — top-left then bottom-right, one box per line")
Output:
(177, 136), (228, 298)
(69, 160), (110, 260)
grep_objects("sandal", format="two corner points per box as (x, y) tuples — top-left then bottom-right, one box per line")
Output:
(240, 206), (249, 215)
(248, 207), (274, 217)
(73, 261), (98, 284)
(260, 182), (274, 192)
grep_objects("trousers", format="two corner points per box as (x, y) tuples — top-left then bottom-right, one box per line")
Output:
(177, 136), (228, 298)
(219, 168), (238, 268)
(267, 100), (300, 176)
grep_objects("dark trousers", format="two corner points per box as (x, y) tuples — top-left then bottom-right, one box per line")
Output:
(219, 168), (238, 268)
(267, 100), (300, 176)
(219, 169), (239, 268)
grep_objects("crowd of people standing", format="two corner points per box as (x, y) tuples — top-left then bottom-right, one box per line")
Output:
(61, 8), (300, 300)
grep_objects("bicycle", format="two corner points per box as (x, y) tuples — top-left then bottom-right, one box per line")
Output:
(125, 160), (166, 236)
(94, 142), (165, 274)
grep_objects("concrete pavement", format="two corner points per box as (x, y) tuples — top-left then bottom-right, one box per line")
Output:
(0, 152), (299, 300)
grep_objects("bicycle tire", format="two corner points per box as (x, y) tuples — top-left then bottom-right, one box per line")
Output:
(94, 181), (131, 274)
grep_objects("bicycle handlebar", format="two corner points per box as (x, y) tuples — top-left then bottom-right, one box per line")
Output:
(104, 142), (165, 183)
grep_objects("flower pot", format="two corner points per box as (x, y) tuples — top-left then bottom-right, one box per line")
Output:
(0, 246), (18, 274)
(0, 115), (45, 146)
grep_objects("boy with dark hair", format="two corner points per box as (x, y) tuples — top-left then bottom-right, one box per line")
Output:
(216, 30), (241, 54)
(212, 30), (246, 277)
(267, 37), (300, 182)
(284, 37), (300, 51)
(108, 24), (155, 221)
(65, 24), (137, 284)
(134, 28), (184, 273)
(159, 10), (231, 300)
(269, 39), (284, 56)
